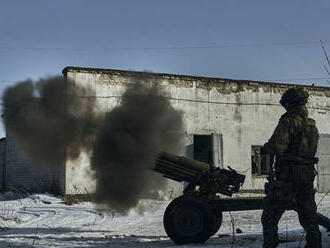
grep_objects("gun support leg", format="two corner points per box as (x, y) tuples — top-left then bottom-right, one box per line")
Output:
(316, 212), (330, 231)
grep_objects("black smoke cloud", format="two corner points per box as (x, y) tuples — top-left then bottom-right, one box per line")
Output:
(2, 76), (102, 168)
(2, 75), (184, 214)
(91, 80), (184, 215)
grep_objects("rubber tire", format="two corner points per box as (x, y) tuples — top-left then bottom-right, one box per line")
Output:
(210, 212), (223, 236)
(163, 195), (217, 245)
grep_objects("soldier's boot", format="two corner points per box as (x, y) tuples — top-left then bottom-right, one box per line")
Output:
(305, 230), (321, 248)
(263, 225), (279, 248)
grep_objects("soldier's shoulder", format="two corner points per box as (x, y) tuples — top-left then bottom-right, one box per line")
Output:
(279, 113), (296, 123)
(307, 118), (316, 126)
(279, 114), (302, 127)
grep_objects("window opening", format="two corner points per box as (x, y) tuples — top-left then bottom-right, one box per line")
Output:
(193, 135), (213, 165)
(251, 145), (272, 176)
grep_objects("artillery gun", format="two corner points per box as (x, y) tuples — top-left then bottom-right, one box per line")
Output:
(153, 152), (330, 245)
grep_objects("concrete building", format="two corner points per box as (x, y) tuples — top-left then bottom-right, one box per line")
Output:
(63, 66), (330, 194)
(1, 66), (330, 195)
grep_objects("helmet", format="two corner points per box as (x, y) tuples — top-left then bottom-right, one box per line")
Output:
(279, 88), (309, 109)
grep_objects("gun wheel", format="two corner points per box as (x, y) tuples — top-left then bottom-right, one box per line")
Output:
(164, 195), (216, 244)
(211, 212), (223, 236)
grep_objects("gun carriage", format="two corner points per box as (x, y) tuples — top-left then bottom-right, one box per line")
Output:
(153, 152), (330, 245)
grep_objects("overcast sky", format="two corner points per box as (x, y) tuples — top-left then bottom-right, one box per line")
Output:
(1, 0), (330, 136)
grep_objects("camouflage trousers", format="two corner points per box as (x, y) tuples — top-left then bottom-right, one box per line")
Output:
(261, 182), (321, 248)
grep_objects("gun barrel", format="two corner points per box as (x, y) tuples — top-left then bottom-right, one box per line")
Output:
(157, 152), (210, 172)
(153, 152), (209, 183)
(153, 151), (245, 197)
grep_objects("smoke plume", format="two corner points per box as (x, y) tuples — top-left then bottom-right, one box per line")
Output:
(2, 75), (184, 214)
(91, 80), (184, 215)
(2, 76), (101, 168)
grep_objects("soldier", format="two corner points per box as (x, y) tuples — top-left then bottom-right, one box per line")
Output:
(261, 88), (321, 248)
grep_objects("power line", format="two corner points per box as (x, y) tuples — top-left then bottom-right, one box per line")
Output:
(1, 91), (330, 111)
(0, 80), (20, 83)
(41, 94), (330, 112)
(0, 40), (329, 52)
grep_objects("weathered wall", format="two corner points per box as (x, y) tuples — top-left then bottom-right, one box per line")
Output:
(63, 67), (330, 194)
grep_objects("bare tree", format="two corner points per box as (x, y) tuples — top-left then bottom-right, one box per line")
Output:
(321, 40), (330, 85)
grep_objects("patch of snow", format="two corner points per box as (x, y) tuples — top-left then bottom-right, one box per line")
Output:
(0, 193), (328, 247)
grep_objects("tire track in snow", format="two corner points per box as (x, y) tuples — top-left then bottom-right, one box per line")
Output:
(17, 205), (112, 227)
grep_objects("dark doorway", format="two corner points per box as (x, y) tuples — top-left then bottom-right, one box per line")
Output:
(193, 135), (213, 165)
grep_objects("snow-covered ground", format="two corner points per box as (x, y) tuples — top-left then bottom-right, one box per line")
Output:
(0, 193), (329, 248)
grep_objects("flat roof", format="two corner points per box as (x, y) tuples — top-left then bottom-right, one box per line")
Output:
(62, 66), (330, 91)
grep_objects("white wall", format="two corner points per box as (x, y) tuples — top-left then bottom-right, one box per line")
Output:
(64, 67), (330, 194)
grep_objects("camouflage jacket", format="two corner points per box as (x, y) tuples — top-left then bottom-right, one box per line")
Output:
(264, 105), (319, 163)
